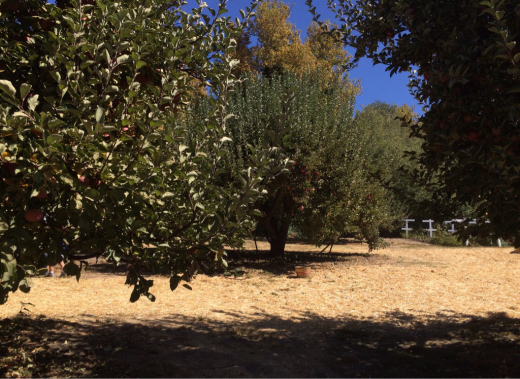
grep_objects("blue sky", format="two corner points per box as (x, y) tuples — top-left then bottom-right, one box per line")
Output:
(203, 0), (422, 113)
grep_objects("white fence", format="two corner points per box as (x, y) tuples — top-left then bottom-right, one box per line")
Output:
(402, 219), (502, 247)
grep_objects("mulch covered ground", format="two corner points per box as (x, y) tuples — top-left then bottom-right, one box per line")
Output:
(1, 239), (519, 377)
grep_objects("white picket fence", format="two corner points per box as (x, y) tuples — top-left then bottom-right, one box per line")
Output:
(402, 219), (502, 246)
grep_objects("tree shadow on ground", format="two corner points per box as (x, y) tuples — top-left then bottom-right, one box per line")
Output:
(1, 309), (519, 377)
(225, 248), (382, 276)
(78, 247), (380, 278)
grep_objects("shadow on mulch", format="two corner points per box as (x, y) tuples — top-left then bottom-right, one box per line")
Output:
(1, 309), (519, 378)
(76, 245), (380, 278)
(225, 248), (380, 276)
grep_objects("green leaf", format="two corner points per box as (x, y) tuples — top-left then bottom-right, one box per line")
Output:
(116, 54), (130, 65)
(19, 278), (32, 293)
(12, 112), (30, 118)
(130, 288), (140, 303)
(48, 119), (65, 128)
(50, 71), (61, 83)
(47, 134), (63, 145)
(0, 80), (16, 97)
(0, 211), (8, 233)
(23, 265), (37, 275)
(20, 83), (31, 102)
(102, 125), (117, 132)
(27, 95), (39, 112)
(60, 174), (74, 186)
(136, 60), (147, 69)
(95, 106), (105, 124)
(182, 284), (192, 290)
(84, 188), (101, 201)
(170, 275), (181, 291)
(63, 261), (82, 282)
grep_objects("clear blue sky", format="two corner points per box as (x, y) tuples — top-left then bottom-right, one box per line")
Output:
(202, 0), (422, 113)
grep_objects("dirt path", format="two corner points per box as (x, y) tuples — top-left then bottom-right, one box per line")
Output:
(1, 239), (519, 377)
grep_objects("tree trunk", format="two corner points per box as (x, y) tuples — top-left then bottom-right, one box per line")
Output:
(261, 190), (293, 258)
(267, 216), (290, 257)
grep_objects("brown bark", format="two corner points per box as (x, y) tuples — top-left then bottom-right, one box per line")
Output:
(261, 190), (293, 257)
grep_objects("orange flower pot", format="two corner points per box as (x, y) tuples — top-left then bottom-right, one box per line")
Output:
(295, 265), (311, 278)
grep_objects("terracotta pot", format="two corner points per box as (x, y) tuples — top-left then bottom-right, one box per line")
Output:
(295, 265), (311, 278)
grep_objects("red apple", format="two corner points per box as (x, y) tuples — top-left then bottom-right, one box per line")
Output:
(423, 70), (431, 81)
(467, 130), (479, 142)
(120, 77), (129, 90)
(507, 146), (516, 156)
(6, 0), (20, 11)
(135, 73), (150, 85)
(440, 74), (449, 83)
(39, 19), (54, 30)
(32, 128), (43, 138)
(439, 121), (446, 129)
(90, 179), (102, 189)
(24, 209), (43, 223)
(463, 114), (472, 123)
(35, 188), (47, 198)
(110, 60), (120, 73)
(3, 162), (16, 174)
(406, 7), (417, 17)
(78, 176), (91, 186)
(3, 178), (16, 186)
(385, 29), (395, 39)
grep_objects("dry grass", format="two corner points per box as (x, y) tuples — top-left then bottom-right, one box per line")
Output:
(1, 239), (519, 377)
(2, 239), (519, 327)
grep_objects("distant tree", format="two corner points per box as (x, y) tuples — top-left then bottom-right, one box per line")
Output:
(248, 0), (316, 76)
(223, 71), (397, 256)
(354, 102), (429, 220)
(229, 21), (257, 77)
(306, 21), (350, 73)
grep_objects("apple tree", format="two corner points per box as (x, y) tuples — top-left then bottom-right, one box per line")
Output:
(223, 70), (397, 256)
(0, 0), (289, 304)
(307, 0), (520, 244)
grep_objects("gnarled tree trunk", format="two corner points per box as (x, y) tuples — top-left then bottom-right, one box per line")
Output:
(260, 189), (294, 258)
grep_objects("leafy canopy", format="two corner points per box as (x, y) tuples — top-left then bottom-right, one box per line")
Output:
(0, 0), (288, 304)
(308, 0), (520, 244)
